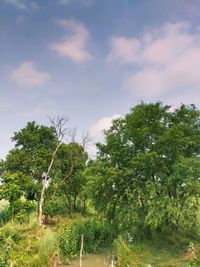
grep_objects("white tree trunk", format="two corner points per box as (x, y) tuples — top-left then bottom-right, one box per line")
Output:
(38, 180), (46, 226)
(80, 234), (84, 267)
(38, 143), (61, 226)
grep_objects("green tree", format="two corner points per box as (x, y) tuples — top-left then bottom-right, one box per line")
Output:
(91, 103), (200, 235)
(2, 118), (68, 225)
(0, 172), (27, 219)
(4, 121), (57, 201)
(44, 142), (88, 215)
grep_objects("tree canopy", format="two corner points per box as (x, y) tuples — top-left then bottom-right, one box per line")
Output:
(90, 103), (200, 235)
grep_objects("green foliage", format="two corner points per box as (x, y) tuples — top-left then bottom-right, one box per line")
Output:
(0, 172), (23, 204)
(0, 223), (22, 243)
(4, 121), (57, 202)
(0, 200), (10, 226)
(113, 236), (133, 267)
(28, 228), (59, 267)
(58, 218), (112, 257)
(58, 221), (79, 256)
(42, 142), (88, 218)
(91, 103), (200, 236)
(43, 195), (68, 217)
(2, 121), (89, 224)
(0, 171), (37, 222)
(0, 236), (13, 267)
(13, 198), (36, 223)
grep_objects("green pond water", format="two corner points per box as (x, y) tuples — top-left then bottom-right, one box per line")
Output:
(63, 251), (112, 267)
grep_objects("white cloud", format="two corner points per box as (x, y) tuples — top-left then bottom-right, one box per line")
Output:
(108, 22), (200, 100)
(4, 0), (38, 10)
(88, 114), (121, 158)
(49, 19), (92, 63)
(10, 61), (50, 88)
(107, 37), (140, 64)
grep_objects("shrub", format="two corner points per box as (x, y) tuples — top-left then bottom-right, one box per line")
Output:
(13, 199), (36, 224)
(0, 236), (13, 267)
(0, 223), (22, 243)
(58, 218), (112, 257)
(58, 221), (79, 256)
(113, 236), (133, 267)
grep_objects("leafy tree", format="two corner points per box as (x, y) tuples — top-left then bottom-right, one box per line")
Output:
(2, 119), (68, 225)
(2, 118), (90, 224)
(44, 142), (88, 216)
(0, 172), (30, 219)
(4, 121), (57, 201)
(91, 103), (200, 235)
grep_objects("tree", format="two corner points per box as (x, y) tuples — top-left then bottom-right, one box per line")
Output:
(4, 121), (57, 201)
(44, 142), (88, 216)
(38, 116), (68, 225)
(91, 103), (200, 235)
(2, 118), (69, 225)
(0, 163), (37, 223)
(0, 172), (22, 219)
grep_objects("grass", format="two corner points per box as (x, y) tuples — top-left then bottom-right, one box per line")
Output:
(0, 215), (200, 266)
(114, 232), (200, 267)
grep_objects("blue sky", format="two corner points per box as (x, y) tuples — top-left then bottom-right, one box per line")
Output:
(1, 0), (200, 159)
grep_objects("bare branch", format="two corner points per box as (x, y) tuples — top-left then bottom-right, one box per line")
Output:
(48, 116), (69, 143)
(68, 126), (77, 143)
(81, 130), (92, 149)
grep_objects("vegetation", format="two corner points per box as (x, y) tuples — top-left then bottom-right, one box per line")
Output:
(0, 102), (200, 266)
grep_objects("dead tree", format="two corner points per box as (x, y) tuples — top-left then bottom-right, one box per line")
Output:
(81, 130), (92, 150)
(38, 116), (68, 226)
(69, 126), (77, 143)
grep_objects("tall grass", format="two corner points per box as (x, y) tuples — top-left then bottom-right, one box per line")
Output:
(0, 200), (10, 226)
(113, 236), (133, 267)
(26, 229), (59, 267)
(39, 229), (58, 258)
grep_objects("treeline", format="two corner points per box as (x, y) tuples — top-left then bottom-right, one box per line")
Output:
(0, 102), (200, 238)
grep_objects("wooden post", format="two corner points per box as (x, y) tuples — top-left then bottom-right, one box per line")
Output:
(80, 234), (84, 267)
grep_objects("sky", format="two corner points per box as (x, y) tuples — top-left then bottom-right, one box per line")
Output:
(1, 0), (200, 159)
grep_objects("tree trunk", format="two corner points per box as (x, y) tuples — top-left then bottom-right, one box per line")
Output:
(171, 222), (178, 236)
(80, 235), (84, 267)
(73, 194), (77, 211)
(38, 181), (46, 226)
(67, 196), (73, 214)
(82, 197), (87, 214)
(38, 142), (62, 226)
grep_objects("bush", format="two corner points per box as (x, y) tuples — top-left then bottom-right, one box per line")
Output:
(59, 221), (79, 256)
(13, 199), (36, 224)
(0, 223), (22, 243)
(0, 236), (13, 267)
(113, 236), (133, 267)
(58, 218), (112, 257)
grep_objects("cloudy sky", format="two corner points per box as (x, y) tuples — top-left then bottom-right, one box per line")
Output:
(1, 0), (200, 159)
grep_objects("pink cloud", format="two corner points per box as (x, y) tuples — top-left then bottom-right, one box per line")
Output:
(108, 22), (200, 100)
(10, 61), (50, 87)
(49, 19), (92, 63)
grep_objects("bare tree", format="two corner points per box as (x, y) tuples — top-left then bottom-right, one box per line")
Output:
(68, 126), (77, 143)
(38, 116), (68, 226)
(81, 130), (92, 150)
